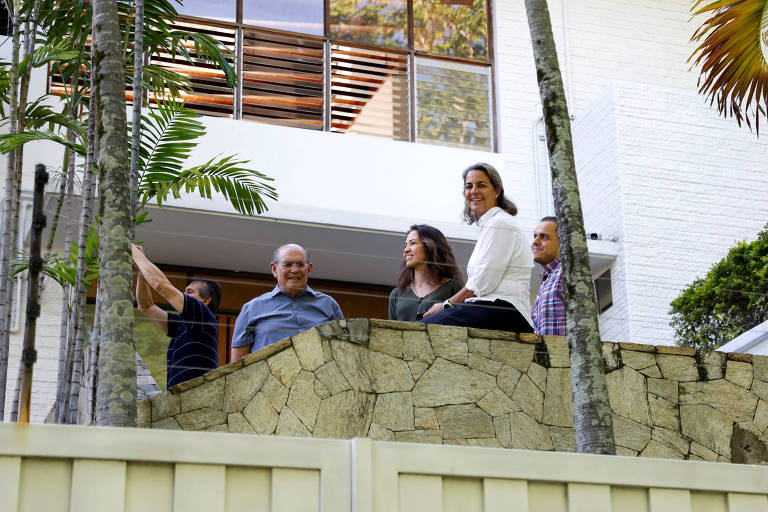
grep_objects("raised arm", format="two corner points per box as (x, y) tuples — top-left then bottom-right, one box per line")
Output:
(132, 244), (185, 314)
(135, 272), (169, 334)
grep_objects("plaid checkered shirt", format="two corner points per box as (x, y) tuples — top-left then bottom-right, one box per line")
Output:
(531, 258), (565, 336)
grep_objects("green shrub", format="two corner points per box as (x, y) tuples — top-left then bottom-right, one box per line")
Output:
(670, 223), (768, 351)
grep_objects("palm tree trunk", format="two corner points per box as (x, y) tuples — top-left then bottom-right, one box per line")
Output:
(130, 0), (144, 234)
(66, 72), (99, 424)
(55, 137), (77, 423)
(92, 0), (136, 427)
(0, 0), (22, 422)
(82, 68), (100, 426)
(524, 0), (615, 455)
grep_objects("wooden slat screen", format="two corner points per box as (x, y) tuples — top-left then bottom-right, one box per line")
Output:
(47, 16), (494, 149)
(149, 19), (236, 117)
(240, 28), (324, 129)
(330, 44), (409, 140)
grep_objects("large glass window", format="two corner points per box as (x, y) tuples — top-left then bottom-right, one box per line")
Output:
(413, 0), (488, 60)
(329, 0), (407, 48)
(243, 0), (324, 36)
(156, 0), (496, 150)
(415, 58), (492, 151)
(177, 0), (236, 23)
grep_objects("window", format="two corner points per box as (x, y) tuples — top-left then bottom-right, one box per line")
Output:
(330, 0), (407, 48)
(594, 269), (613, 314)
(415, 57), (492, 151)
(244, 0), (324, 36)
(177, 0), (236, 23)
(0, 3), (10, 37)
(50, 0), (495, 151)
(413, 0), (488, 59)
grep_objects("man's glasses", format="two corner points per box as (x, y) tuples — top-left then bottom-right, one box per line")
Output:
(278, 262), (308, 269)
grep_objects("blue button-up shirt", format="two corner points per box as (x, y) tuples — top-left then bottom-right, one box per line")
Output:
(231, 285), (343, 352)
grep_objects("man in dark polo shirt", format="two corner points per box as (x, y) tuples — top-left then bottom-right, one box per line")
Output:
(132, 244), (220, 388)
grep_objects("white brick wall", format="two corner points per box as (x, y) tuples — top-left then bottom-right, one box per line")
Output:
(614, 82), (768, 346)
(573, 82), (768, 346)
(4, 279), (64, 422)
(573, 86), (629, 343)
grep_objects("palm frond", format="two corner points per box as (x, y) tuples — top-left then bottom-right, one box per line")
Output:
(690, 0), (768, 133)
(154, 30), (237, 88)
(0, 129), (86, 155)
(18, 40), (82, 77)
(141, 64), (192, 100)
(135, 99), (276, 215)
(144, 155), (277, 216)
(12, 225), (100, 307)
(135, 98), (205, 186)
(20, 97), (87, 134)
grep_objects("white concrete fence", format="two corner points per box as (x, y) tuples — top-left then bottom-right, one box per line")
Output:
(1, 424), (768, 511)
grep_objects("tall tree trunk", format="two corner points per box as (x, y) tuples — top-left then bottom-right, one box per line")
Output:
(82, 71), (100, 426)
(524, 0), (615, 454)
(92, 0), (136, 427)
(0, 0), (23, 422)
(66, 70), (99, 424)
(55, 137), (77, 423)
(130, 0), (144, 234)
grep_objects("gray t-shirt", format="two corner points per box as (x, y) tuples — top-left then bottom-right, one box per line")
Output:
(388, 279), (464, 322)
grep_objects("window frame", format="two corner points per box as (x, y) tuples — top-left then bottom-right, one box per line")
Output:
(169, 0), (499, 151)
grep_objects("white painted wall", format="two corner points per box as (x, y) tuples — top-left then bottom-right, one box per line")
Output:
(574, 82), (768, 346)
(573, 86), (629, 343)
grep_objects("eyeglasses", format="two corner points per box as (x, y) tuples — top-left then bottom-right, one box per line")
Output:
(277, 261), (308, 269)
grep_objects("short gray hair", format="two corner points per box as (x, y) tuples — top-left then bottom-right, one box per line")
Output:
(272, 244), (310, 263)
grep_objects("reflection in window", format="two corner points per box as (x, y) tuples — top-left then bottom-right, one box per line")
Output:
(415, 58), (491, 151)
(595, 269), (613, 314)
(413, 0), (487, 60)
(0, 2), (10, 36)
(330, 0), (407, 48)
(176, 0), (236, 23)
(243, 0), (324, 36)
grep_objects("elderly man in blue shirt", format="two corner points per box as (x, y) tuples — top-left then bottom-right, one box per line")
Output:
(230, 244), (343, 360)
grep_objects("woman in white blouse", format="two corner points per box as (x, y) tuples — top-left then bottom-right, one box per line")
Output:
(421, 163), (534, 333)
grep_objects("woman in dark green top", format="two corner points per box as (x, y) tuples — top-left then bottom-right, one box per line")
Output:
(388, 225), (464, 321)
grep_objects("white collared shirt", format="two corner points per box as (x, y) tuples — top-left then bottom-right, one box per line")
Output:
(465, 207), (534, 327)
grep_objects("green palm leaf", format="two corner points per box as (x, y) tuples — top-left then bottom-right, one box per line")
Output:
(136, 99), (276, 215)
(141, 64), (193, 100)
(690, 0), (768, 133)
(0, 129), (86, 155)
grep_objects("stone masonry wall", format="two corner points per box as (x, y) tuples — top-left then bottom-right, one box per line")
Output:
(139, 319), (768, 464)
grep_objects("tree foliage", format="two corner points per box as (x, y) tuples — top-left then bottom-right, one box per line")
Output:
(689, 0), (768, 133)
(670, 223), (768, 350)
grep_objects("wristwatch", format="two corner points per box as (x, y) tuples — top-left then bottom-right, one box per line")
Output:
(442, 300), (453, 309)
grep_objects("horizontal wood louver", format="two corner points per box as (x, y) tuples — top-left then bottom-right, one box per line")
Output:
(240, 28), (324, 129)
(330, 44), (409, 140)
(415, 58), (492, 151)
(149, 19), (236, 117)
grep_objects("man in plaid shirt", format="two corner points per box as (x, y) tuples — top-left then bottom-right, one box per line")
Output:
(531, 217), (566, 335)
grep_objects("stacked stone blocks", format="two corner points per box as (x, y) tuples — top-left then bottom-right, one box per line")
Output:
(139, 319), (768, 464)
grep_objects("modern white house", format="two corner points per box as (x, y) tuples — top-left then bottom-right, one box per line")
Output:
(2, 0), (768, 422)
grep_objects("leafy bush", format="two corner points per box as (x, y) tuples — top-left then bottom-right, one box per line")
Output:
(670, 223), (768, 351)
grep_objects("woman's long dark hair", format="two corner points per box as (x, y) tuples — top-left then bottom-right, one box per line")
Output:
(462, 162), (517, 224)
(397, 224), (462, 290)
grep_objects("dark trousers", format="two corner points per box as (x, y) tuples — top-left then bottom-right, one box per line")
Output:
(420, 299), (533, 333)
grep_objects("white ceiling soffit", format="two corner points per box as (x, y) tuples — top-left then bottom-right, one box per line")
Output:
(39, 197), (619, 287)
